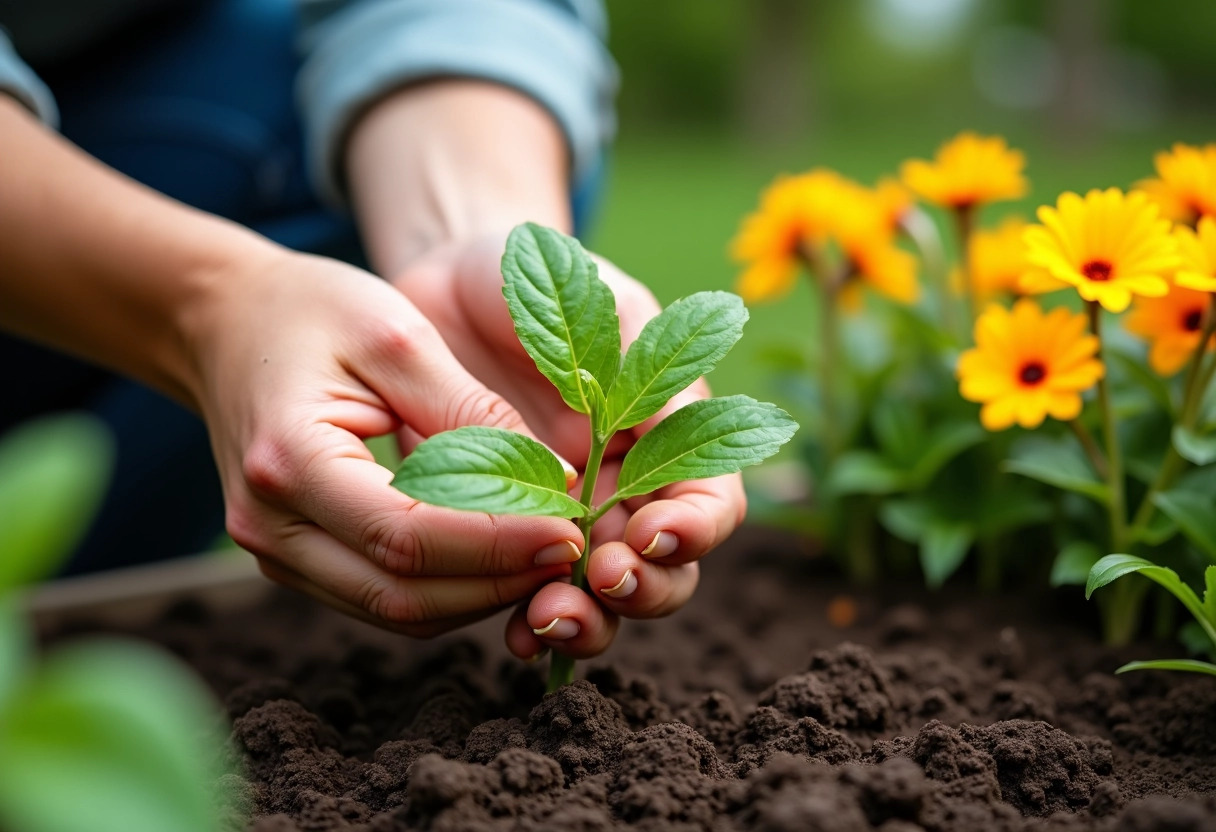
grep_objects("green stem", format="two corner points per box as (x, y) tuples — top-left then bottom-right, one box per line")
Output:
(1090, 302), (1127, 553)
(546, 432), (608, 693)
(1127, 297), (1216, 542)
(1068, 419), (1108, 480)
(1101, 576), (1149, 646)
(843, 496), (877, 585)
(953, 205), (977, 335)
(820, 282), (841, 462)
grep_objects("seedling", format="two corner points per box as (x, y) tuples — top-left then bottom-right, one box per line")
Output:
(392, 223), (798, 690)
(1087, 554), (1216, 676)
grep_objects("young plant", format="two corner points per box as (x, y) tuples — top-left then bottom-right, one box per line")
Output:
(392, 223), (798, 691)
(1087, 554), (1216, 676)
(0, 414), (230, 832)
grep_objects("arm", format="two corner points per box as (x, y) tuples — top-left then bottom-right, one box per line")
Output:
(0, 96), (584, 634)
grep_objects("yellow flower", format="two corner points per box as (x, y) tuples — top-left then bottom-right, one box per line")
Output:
(963, 217), (1032, 300)
(958, 299), (1104, 430)
(1125, 284), (1214, 376)
(874, 177), (914, 231)
(1136, 143), (1216, 225)
(1175, 216), (1216, 292)
(731, 170), (847, 302)
(1021, 188), (1178, 313)
(900, 132), (1028, 210)
(832, 200), (920, 305)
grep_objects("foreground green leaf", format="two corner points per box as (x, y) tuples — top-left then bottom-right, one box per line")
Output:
(1087, 554), (1216, 645)
(1115, 659), (1216, 677)
(1153, 489), (1216, 562)
(605, 292), (746, 433)
(0, 641), (226, 832)
(392, 427), (586, 518)
(0, 414), (114, 591)
(501, 223), (620, 413)
(612, 396), (797, 503)
(1172, 425), (1216, 466)
(1003, 437), (1110, 504)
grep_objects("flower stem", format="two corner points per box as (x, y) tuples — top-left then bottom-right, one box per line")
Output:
(953, 205), (978, 334)
(1089, 302), (1126, 553)
(546, 432), (607, 693)
(819, 282), (841, 462)
(1067, 419), (1108, 479)
(1127, 296), (1216, 543)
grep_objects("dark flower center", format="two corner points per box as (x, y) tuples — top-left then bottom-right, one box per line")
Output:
(1019, 361), (1047, 386)
(1081, 260), (1113, 282)
(1184, 309), (1204, 332)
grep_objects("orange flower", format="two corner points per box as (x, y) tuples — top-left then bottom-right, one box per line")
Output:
(1125, 284), (1214, 376)
(958, 299), (1104, 430)
(1175, 216), (1216, 293)
(874, 177), (914, 231)
(1021, 189), (1178, 313)
(1136, 143), (1216, 226)
(900, 132), (1028, 210)
(963, 217), (1033, 301)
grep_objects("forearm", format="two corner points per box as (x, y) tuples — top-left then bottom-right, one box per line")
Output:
(346, 80), (572, 277)
(0, 96), (280, 408)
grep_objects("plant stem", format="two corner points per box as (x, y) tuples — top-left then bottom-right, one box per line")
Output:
(953, 205), (977, 335)
(1127, 297), (1216, 542)
(819, 282), (841, 463)
(546, 432), (608, 693)
(1089, 303), (1127, 553)
(1067, 419), (1108, 479)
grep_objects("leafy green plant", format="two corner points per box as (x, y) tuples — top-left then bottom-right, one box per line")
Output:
(1087, 554), (1216, 676)
(392, 223), (798, 691)
(0, 414), (230, 832)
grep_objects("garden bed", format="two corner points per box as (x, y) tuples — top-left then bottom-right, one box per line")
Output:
(41, 528), (1216, 831)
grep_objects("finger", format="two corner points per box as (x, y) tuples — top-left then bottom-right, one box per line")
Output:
(624, 474), (747, 566)
(521, 581), (620, 659)
(584, 541), (701, 618)
(243, 430), (582, 576)
(265, 521), (570, 625)
(505, 602), (547, 661)
(256, 558), (500, 638)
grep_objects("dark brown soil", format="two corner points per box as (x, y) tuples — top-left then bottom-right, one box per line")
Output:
(59, 529), (1216, 831)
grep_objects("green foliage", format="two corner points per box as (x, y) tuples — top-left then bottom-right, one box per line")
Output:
(393, 224), (797, 689)
(0, 414), (113, 590)
(1171, 425), (1216, 466)
(392, 427), (586, 518)
(1152, 490), (1216, 561)
(1050, 540), (1103, 588)
(1087, 555), (1216, 676)
(1003, 436), (1110, 505)
(0, 415), (229, 832)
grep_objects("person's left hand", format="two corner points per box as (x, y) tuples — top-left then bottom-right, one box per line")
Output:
(392, 236), (748, 661)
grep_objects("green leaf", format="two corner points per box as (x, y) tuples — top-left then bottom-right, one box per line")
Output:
(1153, 490), (1216, 561)
(580, 369), (609, 436)
(605, 292), (747, 433)
(827, 450), (910, 496)
(909, 420), (987, 487)
(1172, 425), (1216, 466)
(1115, 659), (1216, 677)
(501, 223), (620, 414)
(871, 400), (921, 465)
(0, 640), (227, 832)
(1050, 540), (1102, 587)
(920, 521), (973, 589)
(0, 601), (30, 711)
(0, 414), (114, 591)
(879, 498), (932, 544)
(612, 396), (797, 503)
(392, 427), (586, 518)
(1110, 349), (1174, 415)
(1086, 554), (1215, 645)
(1003, 437), (1110, 504)
(1204, 566), (1216, 623)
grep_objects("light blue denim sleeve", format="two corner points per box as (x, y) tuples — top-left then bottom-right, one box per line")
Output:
(297, 0), (617, 207)
(0, 29), (58, 126)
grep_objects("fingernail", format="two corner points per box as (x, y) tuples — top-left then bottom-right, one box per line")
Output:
(600, 569), (637, 599)
(525, 647), (550, 664)
(534, 539), (581, 566)
(640, 531), (679, 559)
(532, 617), (580, 640)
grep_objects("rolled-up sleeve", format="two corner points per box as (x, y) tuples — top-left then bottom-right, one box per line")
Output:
(0, 29), (58, 126)
(297, 0), (617, 208)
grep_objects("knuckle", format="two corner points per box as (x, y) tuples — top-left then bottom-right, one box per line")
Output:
(241, 437), (300, 501)
(225, 501), (273, 557)
(448, 388), (522, 431)
(360, 577), (431, 627)
(366, 318), (438, 363)
(359, 508), (424, 574)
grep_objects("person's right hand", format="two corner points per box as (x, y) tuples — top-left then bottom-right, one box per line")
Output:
(185, 246), (584, 639)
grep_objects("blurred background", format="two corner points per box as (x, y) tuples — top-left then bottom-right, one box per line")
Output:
(590, 0), (1216, 397)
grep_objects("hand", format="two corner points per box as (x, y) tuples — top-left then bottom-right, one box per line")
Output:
(393, 237), (747, 659)
(186, 246), (585, 636)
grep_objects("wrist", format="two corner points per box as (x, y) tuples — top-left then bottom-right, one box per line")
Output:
(346, 80), (572, 276)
